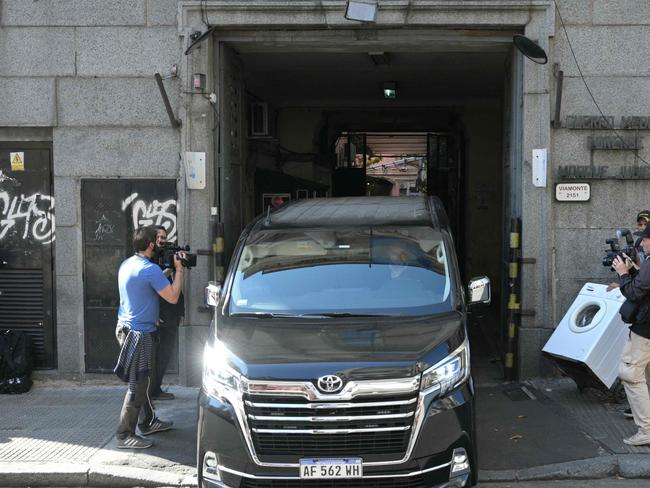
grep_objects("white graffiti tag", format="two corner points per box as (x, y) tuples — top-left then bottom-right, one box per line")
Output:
(94, 214), (115, 241)
(122, 193), (177, 242)
(0, 192), (56, 244)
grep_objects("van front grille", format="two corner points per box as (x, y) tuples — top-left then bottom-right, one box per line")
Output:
(241, 477), (427, 488)
(244, 393), (417, 457)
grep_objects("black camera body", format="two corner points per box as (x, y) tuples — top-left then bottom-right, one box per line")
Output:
(602, 229), (637, 268)
(157, 242), (197, 269)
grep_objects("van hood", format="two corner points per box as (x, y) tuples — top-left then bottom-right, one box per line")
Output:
(215, 312), (465, 381)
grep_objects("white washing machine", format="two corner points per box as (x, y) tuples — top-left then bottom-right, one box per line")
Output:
(543, 282), (628, 390)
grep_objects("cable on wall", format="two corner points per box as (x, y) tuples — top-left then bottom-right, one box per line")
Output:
(553, 0), (649, 167)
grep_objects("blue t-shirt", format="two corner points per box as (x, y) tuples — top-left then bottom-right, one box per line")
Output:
(117, 255), (171, 333)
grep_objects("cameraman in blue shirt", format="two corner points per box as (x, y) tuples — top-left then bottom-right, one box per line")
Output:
(114, 226), (186, 449)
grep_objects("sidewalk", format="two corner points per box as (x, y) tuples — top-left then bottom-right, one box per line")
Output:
(1, 374), (650, 487)
(476, 376), (650, 482)
(0, 380), (198, 487)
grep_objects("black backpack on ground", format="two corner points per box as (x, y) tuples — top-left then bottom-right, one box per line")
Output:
(0, 329), (33, 394)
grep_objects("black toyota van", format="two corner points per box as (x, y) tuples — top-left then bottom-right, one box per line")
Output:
(198, 196), (490, 488)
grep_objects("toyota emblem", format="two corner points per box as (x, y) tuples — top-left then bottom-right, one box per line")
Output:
(317, 374), (344, 393)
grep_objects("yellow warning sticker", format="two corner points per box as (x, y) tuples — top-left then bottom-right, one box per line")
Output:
(10, 152), (25, 171)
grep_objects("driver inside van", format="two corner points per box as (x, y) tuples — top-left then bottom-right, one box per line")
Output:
(387, 247), (410, 279)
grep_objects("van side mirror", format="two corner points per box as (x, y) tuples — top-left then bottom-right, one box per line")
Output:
(468, 276), (491, 306)
(205, 281), (222, 307)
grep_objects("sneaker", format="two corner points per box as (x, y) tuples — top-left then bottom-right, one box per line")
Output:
(116, 434), (153, 449)
(624, 408), (634, 419)
(623, 430), (650, 446)
(152, 391), (175, 400)
(139, 418), (173, 436)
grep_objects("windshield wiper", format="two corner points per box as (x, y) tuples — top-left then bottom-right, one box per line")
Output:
(230, 312), (306, 319)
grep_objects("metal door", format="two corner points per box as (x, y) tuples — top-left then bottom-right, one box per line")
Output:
(218, 43), (247, 263)
(0, 142), (56, 368)
(427, 133), (462, 242)
(333, 133), (367, 197)
(82, 179), (177, 372)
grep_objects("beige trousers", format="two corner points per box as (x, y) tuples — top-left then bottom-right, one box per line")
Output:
(619, 330), (650, 434)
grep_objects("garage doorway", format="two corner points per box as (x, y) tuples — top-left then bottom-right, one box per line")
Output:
(214, 32), (520, 368)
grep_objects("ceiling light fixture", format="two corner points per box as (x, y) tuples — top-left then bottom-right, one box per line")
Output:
(345, 0), (378, 23)
(383, 82), (397, 99)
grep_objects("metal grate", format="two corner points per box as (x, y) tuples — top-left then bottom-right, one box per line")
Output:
(0, 269), (46, 364)
(253, 431), (411, 456)
(241, 477), (427, 488)
(245, 393), (417, 457)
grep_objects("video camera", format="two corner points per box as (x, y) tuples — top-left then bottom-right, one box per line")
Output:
(157, 242), (197, 269)
(602, 228), (638, 268)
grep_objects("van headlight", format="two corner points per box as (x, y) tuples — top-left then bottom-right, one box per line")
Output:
(420, 339), (470, 397)
(202, 340), (242, 399)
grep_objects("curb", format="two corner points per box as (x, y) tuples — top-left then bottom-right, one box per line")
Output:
(0, 462), (197, 487)
(2, 455), (650, 487)
(479, 454), (650, 482)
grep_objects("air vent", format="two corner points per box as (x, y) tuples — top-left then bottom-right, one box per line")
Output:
(250, 102), (269, 137)
(0, 269), (47, 365)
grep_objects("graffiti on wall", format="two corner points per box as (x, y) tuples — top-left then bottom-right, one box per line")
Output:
(0, 191), (56, 244)
(93, 214), (116, 241)
(121, 193), (177, 242)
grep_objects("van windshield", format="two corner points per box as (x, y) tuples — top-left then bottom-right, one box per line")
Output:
(229, 226), (453, 317)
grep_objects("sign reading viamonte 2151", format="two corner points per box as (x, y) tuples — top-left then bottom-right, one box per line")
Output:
(555, 183), (590, 202)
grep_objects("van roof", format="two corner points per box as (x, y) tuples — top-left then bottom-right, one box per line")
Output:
(259, 196), (440, 230)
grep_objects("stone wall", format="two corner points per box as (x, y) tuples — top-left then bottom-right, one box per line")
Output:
(0, 0), (186, 374)
(3, 0), (650, 379)
(515, 0), (650, 377)
(524, 0), (650, 377)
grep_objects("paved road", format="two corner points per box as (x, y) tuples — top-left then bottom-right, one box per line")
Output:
(481, 480), (650, 488)
(11, 478), (650, 488)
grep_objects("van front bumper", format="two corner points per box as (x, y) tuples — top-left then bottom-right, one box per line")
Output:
(196, 380), (476, 488)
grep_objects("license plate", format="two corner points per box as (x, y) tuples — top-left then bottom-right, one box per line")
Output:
(299, 458), (363, 479)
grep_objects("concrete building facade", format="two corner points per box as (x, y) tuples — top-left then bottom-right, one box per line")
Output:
(1, 0), (649, 383)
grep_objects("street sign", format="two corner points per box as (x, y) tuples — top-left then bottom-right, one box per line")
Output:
(555, 182), (590, 201)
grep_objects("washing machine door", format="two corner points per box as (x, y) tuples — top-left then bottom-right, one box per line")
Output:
(568, 299), (607, 333)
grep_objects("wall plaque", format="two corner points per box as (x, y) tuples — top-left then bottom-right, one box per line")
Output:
(588, 135), (642, 150)
(557, 165), (650, 180)
(555, 183), (590, 202)
(563, 115), (650, 130)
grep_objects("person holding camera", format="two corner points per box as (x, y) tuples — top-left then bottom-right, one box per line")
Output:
(149, 225), (185, 400)
(607, 211), (648, 292)
(113, 226), (186, 449)
(613, 224), (650, 446)
(635, 210), (650, 264)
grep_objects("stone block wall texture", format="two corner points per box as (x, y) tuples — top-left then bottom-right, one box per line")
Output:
(547, 1), (650, 346)
(512, 0), (650, 378)
(2, 0), (650, 380)
(0, 1), (185, 374)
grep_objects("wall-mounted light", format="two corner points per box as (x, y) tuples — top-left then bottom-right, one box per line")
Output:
(383, 82), (397, 99)
(345, 0), (378, 23)
(513, 35), (548, 64)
